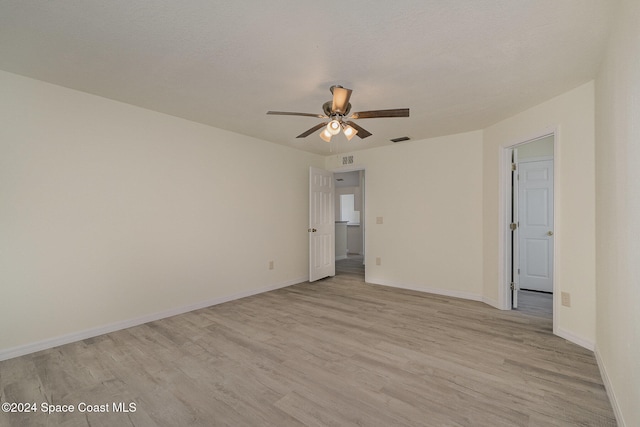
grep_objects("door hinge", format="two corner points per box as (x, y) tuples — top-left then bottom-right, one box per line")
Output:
(512, 163), (517, 171)
(517, 268), (520, 275)
(510, 282), (515, 290)
(509, 222), (518, 231)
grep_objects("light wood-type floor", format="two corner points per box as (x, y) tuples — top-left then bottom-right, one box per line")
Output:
(0, 256), (616, 426)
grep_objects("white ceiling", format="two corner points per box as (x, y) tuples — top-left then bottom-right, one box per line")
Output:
(0, 1), (617, 155)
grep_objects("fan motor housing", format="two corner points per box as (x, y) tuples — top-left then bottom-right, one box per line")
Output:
(323, 101), (351, 117)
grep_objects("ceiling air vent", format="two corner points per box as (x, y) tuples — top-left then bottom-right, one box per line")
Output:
(390, 136), (410, 143)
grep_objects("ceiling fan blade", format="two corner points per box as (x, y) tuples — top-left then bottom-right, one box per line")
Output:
(267, 111), (327, 118)
(296, 122), (328, 138)
(345, 121), (372, 139)
(350, 108), (410, 119)
(331, 86), (353, 114)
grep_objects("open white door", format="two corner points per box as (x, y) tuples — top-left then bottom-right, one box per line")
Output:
(518, 159), (554, 292)
(309, 167), (335, 282)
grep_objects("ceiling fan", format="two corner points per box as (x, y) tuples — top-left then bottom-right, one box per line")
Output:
(267, 85), (409, 142)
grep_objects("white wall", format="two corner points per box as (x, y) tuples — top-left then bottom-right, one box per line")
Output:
(326, 131), (484, 300)
(483, 82), (597, 347)
(517, 135), (554, 159)
(595, 0), (640, 425)
(0, 70), (324, 358)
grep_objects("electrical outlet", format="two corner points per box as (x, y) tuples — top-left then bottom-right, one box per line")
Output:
(376, 217), (383, 224)
(375, 257), (381, 266)
(269, 261), (274, 270)
(561, 292), (571, 307)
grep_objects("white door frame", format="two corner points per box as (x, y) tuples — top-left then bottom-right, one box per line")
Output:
(512, 148), (520, 309)
(498, 128), (558, 333)
(330, 165), (366, 267)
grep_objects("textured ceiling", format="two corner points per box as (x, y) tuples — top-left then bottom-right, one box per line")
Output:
(0, 1), (617, 155)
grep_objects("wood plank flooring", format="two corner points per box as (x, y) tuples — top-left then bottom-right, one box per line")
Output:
(0, 257), (616, 426)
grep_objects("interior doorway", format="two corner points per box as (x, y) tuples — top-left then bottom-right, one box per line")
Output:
(333, 169), (365, 279)
(506, 135), (555, 316)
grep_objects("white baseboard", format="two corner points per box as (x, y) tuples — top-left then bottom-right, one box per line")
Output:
(366, 278), (483, 302)
(555, 327), (595, 351)
(0, 276), (307, 362)
(594, 346), (626, 427)
(482, 296), (502, 309)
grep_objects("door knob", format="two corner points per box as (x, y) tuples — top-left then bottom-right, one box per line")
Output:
(547, 231), (554, 236)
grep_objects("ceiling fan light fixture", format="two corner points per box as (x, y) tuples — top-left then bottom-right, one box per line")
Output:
(342, 124), (358, 141)
(267, 85), (409, 143)
(320, 128), (333, 142)
(327, 119), (341, 135)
